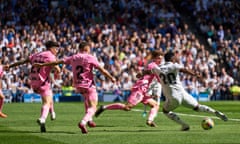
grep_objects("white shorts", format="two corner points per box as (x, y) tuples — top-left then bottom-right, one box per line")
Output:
(147, 81), (161, 104)
(163, 89), (198, 112)
(147, 81), (162, 97)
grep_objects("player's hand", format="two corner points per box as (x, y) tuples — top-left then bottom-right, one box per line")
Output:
(110, 77), (116, 83)
(33, 63), (43, 67)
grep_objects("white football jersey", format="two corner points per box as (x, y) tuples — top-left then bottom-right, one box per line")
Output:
(152, 62), (185, 98)
(152, 62), (199, 111)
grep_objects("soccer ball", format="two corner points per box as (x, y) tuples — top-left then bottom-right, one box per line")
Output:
(201, 117), (214, 130)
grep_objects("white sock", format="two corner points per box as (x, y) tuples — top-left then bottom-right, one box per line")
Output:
(165, 111), (188, 126)
(81, 120), (87, 125)
(197, 105), (216, 114)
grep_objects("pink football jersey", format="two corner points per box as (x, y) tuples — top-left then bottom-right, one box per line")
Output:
(29, 51), (56, 89)
(63, 53), (100, 88)
(0, 65), (3, 78)
(132, 62), (159, 90)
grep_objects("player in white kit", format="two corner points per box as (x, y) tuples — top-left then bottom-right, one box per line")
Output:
(137, 51), (228, 131)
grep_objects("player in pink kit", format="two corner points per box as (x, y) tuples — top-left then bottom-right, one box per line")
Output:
(0, 64), (8, 118)
(95, 50), (163, 127)
(7, 41), (60, 132)
(34, 41), (116, 134)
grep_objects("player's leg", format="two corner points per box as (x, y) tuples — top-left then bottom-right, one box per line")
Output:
(81, 99), (96, 127)
(78, 87), (98, 134)
(144, 98), (159, 127)
(163, 99), (190, 131)
(38, 95), (51, 122)
(0, 90), (7, 118)
(142, 104), (147, 117)
(151, 83), (162, 115)
(152, 83), (162, 106)
(95, 89), (143, 117)
(37, 90), (53, 132)
(49, 99), (56, 120)
(95, 103), (126, 117)
(182, 91), (228, 121)
(144, 84), (154, 117)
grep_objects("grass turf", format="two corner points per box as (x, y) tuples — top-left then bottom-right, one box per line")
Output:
(0, 101), (239, 144)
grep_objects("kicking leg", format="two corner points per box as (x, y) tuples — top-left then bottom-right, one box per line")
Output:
(183, 91), (228, 122)
(163, 109), (190, 131)
(194, 104), (228, 121)
(95, 103), (126, 117)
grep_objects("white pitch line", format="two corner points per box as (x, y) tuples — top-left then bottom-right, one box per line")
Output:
(132, 108), (240, 122)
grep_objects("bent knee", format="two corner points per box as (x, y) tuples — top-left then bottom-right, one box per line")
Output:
(124, 104), (133, 111)
(124, 107), (131, 111)
(193, 105), (199, 111)
(162, 108), (169, 114)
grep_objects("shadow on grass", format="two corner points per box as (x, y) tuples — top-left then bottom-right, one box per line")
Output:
(92, 128), (164, 133)
(0, 129), (76, 134)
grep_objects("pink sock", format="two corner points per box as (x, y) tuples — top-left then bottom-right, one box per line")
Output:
(148, 107), (158, 122)
(0, 98), (3, 112)
(40, 105), (50, 119)
(105, 103), (125, 110)
(82, 107), (96, 123)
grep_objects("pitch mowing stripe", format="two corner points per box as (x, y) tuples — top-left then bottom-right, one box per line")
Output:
(132, 108), (240, 122)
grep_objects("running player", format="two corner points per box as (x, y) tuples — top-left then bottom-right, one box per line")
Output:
(7, 41), (60, 132)
(95, 50), (164, 127)
(142, 55), (162, 117)
(33, 41), (116, 134)
(137, 51), (228, 131)
(0, 64), (9, 118)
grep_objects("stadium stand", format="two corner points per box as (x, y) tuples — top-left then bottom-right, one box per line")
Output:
(0, 0), (239, 102)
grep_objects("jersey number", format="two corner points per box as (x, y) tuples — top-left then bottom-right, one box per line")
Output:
(159, 73), (176, 84)
(76, 65), (84, 80)
(30, 60), (44, 80)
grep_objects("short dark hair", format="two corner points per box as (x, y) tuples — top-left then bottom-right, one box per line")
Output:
(164, 51), (174, 62)
(151, 50), (164, 59)
(45, 41), (59, 50)
(79, 41), (89, 50)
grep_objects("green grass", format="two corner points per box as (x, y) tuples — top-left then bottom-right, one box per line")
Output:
(0, 101), (240, 144)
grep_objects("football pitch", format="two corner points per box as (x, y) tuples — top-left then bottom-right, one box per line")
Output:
(0, 101), (239, 144)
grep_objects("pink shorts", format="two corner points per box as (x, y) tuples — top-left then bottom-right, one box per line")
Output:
(76, 86), (98, 102)
(32, 85), (52, 97)
(127, 88), (151, 106)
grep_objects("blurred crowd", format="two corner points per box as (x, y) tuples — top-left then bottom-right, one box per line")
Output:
(0, 0), (239, 102)
(179, 0), (240, 99)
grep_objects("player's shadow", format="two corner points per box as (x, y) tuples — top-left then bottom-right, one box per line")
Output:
(93, 125), (164, 132)
(0, 129), (76, 134)
(93, 129), (164, 133)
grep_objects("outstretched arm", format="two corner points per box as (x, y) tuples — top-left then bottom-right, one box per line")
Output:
(136, 69), (153, 79)
(180, 68), (199, 77)
(97, 66), (116, 83)
(9, 58), (30, 68)
(180, 68), (204, 83)
(33, 60), (64, 67)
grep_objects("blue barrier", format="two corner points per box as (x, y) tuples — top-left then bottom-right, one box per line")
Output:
(22, 90), (210, 103)
(23, 93), (41, 103)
